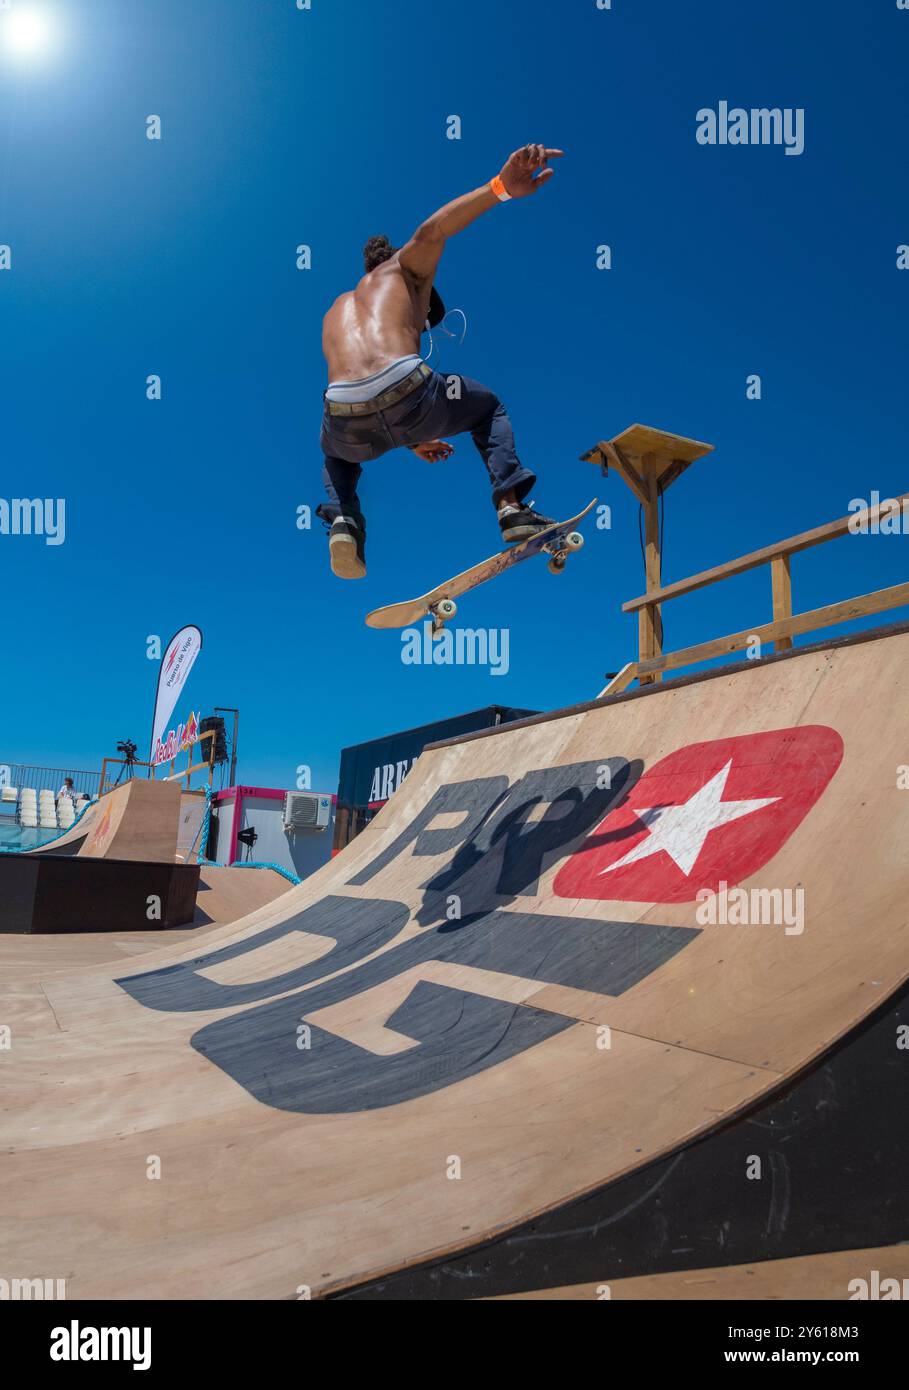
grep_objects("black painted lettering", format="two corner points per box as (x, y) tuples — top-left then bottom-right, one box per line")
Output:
(346, 776), (509, 885)
(187, 906), (697, 1112)
(117, 896), (409, 1013)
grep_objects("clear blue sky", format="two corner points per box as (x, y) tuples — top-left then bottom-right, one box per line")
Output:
(1, 0), (906, 793)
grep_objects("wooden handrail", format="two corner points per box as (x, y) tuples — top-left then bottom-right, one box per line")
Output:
(622, 492), (909, 614)
(633, 581), (909, 679)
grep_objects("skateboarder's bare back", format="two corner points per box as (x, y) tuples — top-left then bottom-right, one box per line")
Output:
(317, 143), (564, 579)
(322, 256), (429, 384)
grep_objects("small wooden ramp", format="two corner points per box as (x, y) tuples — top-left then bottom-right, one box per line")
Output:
(22, 787), (290, 924)
(0, 866), (290, 978)
(20, 779), (182, 862)
(193, 864), (292, 926)
(2, 625), (909, 1298)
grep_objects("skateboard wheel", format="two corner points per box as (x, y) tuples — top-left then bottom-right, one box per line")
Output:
(565, 531), (584, 551)
(548, 556), (566, 575)
(431, 622), (446, 639)
(436, 598), (457, 620)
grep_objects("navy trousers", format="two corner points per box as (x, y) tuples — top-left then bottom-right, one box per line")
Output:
(319, 370), (536, 523)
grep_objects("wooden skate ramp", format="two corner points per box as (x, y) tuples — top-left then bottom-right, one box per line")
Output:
(2, 625), (908, 1299)
(0, 867), (289, 986)
(22, 778), (181, 863)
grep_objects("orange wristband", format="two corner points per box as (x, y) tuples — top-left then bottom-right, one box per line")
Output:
(490, 175), (511, 202)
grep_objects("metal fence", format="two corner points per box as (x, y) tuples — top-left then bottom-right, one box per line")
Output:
(0, 763), (99, 798)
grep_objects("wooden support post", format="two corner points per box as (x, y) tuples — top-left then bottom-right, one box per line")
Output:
(771, 554), (793, 652)
(579, 426), (715, 695)
(638, 454), (664, 684)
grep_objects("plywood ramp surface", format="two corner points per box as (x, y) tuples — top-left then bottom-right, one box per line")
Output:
(1, 628), (908, 1298)
(193, 865), (291, 925)
(495, 1246), (909, 1300)
(77, 779), (180, 861)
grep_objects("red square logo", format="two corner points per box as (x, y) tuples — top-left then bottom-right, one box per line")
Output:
(552, 725), (843, 904)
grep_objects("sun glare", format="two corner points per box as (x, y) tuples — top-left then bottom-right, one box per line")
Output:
(2, 8), (54, 61)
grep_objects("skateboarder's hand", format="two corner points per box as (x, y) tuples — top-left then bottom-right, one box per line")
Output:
(498, 144), (564, 198)
(411, 440), (454, 463)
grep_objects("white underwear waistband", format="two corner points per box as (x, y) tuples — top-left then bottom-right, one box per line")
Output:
(325, 355), (424, 405)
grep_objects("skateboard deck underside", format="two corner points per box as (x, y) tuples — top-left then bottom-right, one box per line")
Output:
(366, 499), (597, 630)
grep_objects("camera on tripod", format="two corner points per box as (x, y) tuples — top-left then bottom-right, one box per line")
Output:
(112, 738), (140, 785)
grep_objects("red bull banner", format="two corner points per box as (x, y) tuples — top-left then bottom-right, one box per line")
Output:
(149, 626), (203, 761)
(152, 710), (201, 766)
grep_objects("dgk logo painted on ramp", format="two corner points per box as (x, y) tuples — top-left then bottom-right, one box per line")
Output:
(553, 726), (843, 904)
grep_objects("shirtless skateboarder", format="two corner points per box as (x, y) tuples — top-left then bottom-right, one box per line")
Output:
(316, 143), (564, 578)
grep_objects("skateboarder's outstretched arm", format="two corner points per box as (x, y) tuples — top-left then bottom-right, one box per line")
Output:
(397, 144), (564, 282)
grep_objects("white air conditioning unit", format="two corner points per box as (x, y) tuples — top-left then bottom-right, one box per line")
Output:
(283, 792), (331, 833)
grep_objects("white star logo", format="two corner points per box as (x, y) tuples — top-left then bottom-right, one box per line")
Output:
(600, 761), (780, 879)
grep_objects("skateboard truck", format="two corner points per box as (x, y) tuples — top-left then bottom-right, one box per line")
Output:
(428, 596), (457, 636)
(543, 529), (584, 575)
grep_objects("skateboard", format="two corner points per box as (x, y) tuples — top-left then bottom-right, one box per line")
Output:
(365, 499), (597, 633)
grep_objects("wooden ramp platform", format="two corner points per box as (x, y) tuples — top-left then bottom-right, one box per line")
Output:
(15, 778), (182, 863)
(2, 625), (909, 1299)
(0, 866), (290, 975)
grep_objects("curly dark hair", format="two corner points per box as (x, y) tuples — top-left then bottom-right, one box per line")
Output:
(363, 235), (397, 272)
